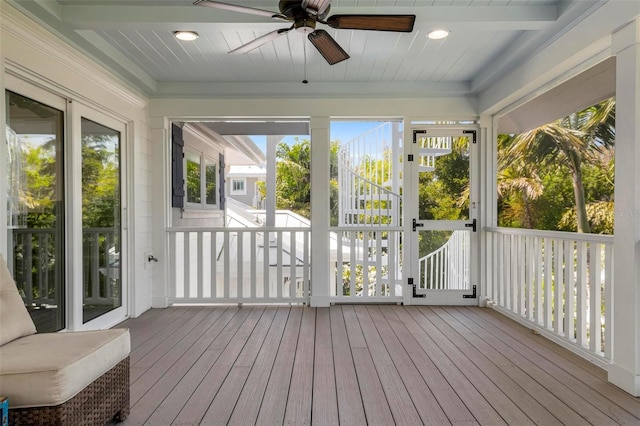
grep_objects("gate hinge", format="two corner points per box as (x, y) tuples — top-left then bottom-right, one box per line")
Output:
(463, 285), (477, 299)
(413, 130), (426, 143)
(408, 278), (426, 298)
(412, 218), (424, 232)
(463, 130), (477, 144)
(408, 154), (414, 162)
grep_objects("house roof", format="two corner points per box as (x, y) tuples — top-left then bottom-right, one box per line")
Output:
(227, 165), (266, 177)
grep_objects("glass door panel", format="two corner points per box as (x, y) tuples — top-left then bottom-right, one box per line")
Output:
(6, 90), (65, 332)
(81, 118), (121, 323)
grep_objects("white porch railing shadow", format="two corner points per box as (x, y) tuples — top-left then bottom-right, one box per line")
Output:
(167, 227), (310, 304)
(485, 227), (613, 365)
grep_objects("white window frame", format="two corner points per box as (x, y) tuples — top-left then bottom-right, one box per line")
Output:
(184, 149), (218, 209)
(230, 178), (247, 195)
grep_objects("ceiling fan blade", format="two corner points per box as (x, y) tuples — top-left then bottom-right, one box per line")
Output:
(308, 30), (349, 65)
(301, 0), (332, 16)
(194, 0), (287, 20)
(229, 27), (292, 54)
(326, 14), (416, 32)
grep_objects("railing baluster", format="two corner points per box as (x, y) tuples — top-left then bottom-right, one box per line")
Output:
(224, 231), (230, 298)
(290, 231), (296, 299)
(526, 236), (534, 321)
(535, 237), (543, 325)
(211, 231), (217, 299)
(197, 231), (203, 299)
(517, 235), (525, 315)
(350, 232), (356, 297)
(375, 231), (382, 296)
(576, 241), (587, 347)
(237, 230), (244, 299)
(564, 240), (574, 341)
(251, 231), (257, 298)
(544, 237), (552, 329)
(277, 230), (283, 298)
(554, 239), (564, 334)
(604, 244), (613, 360)
(497, 234), (504, 306)
(303, 230), (310, 299)
(590, 243), (602, 353)
(362, 231), (369, 296)
(264, 231), (270, 298)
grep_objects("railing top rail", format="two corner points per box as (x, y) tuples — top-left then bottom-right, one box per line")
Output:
(485, 226), (613, 244)
(339, 121), (394, 150)
(329, 226), (404, 232)
(167, 227), (311, 233)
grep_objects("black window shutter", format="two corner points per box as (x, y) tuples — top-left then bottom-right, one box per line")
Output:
(172, 124), (185, 208)
(219, 152), (225, 211)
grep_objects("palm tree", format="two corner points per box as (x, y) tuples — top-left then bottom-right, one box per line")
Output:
(502, 98), (615, 233)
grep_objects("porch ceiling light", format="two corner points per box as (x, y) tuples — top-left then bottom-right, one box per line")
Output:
(174, 31), (199, 41)
(427, 29), (449, 40)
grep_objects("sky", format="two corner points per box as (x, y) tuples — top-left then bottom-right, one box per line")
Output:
(249, 120), (390, 154)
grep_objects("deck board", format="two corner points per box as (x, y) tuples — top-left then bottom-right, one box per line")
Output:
(117, 305), (640, 425)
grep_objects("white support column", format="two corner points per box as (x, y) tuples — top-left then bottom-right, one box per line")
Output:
(151, 117), (169, 308)
(609, 18), (640, 396)
(479, 114), (498, 305)
(265, 135), (281, 228)
(310, 116), (330, 307)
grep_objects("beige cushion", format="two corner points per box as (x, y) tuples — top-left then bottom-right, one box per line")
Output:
(0, 328), (130, 408)
(0, 254), (37, 345)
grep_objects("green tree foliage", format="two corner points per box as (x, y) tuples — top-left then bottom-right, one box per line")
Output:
(499, 98), (615, 233)
(275, 138), (340, 224)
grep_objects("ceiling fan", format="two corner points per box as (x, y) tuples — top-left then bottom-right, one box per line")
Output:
(194, 0), (416, 65)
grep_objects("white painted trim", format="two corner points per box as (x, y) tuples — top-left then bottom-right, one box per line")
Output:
(1, 5), (148, 109)
(608, 363), (640, 397)
(310, 116), (330, 307)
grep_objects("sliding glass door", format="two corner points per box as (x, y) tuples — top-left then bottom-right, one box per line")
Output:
(6, 90), (66, 332)
(5, 80), (128, 331)
(81, 117), (122, 323)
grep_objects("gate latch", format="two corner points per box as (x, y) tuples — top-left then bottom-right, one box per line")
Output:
(465, 219), (477, 232)
(412, 218), (424, 232)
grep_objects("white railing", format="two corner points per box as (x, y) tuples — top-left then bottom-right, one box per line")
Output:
(10, 227), (118, 307)
(419, 230), (469, 290)
(485, 227), (613, 363)
(338, 122), (402, 226)
(331, 227), (403, 302)
(167, 227), (310, 304)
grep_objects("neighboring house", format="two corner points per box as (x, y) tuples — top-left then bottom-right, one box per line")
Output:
(171, 123), (266, 227)
(226, 165), (266, 208)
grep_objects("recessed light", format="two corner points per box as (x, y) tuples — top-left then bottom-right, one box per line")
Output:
(428, 30), (449, 40)
(174, 31), (199, 41)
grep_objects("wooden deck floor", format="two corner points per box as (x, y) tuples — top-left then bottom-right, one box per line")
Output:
(118, 305), (640, 425)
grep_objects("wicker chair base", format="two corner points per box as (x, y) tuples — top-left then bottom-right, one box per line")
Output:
(9, 356), (129, 426)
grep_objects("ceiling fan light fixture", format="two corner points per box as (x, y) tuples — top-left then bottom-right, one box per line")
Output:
(174, 31), (200, 41)
(428, 29), (449, 40)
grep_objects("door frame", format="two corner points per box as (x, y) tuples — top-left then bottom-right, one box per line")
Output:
(403, 123), (480, 305)
(4, 74), (130, 331)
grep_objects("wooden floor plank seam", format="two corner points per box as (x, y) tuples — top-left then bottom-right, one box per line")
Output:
(112, 306), (640, 426)
(455, 308), (626, 425)
(460, 308), (640, 423)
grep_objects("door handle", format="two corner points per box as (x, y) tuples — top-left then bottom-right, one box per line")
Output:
(465, 219), (477, 232)
(412, 218), (424, 232)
